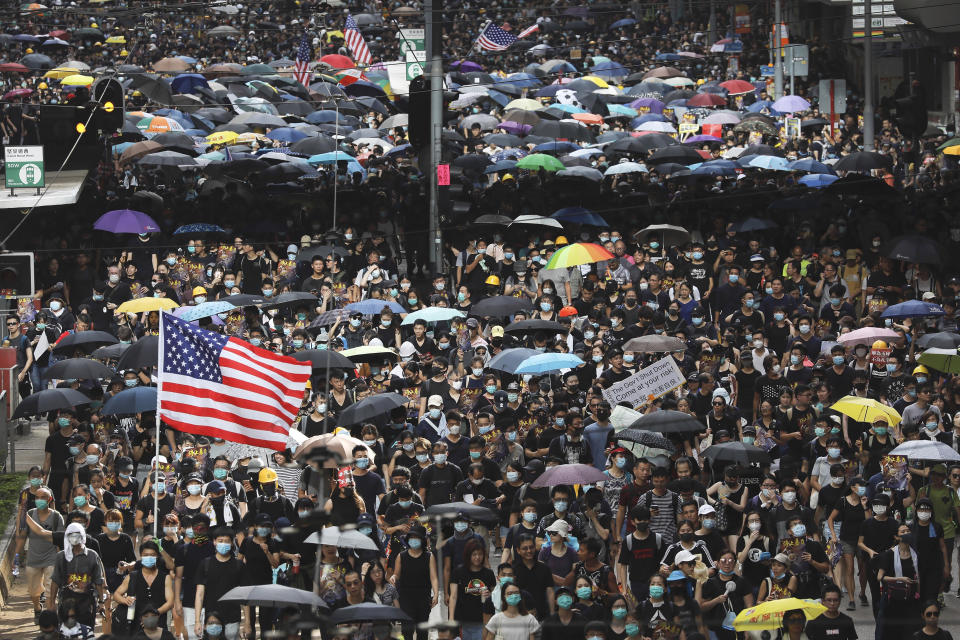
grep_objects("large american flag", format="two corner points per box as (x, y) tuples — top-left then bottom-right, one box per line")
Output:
(344, 13), (372, 65)
(477, 22), (518, 51)
(157, 312), (311, 450)
(293, 33), (312, 86)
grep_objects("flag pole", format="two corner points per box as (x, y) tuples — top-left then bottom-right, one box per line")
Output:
(154, 310), (166, 540)
(472, 20), (492, 55)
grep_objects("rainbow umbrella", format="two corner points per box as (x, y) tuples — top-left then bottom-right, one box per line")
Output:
(544, 242), (614, 269)
(137, 116), (185, 133)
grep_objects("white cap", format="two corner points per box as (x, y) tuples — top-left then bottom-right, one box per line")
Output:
(368, 338), (384, 347)
(286, 244), (298, 254)
(151, 455), (167, 466)
(398, 341), (416, 358)
(427, 394), (443, 408)
(922, 291), (936, 301)
(698, 504), (716, 516)
(545, 519), (571, 536)
(675, 549), (698, 564)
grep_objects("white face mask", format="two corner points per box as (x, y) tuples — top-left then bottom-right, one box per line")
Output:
(917, 510), (932, 521)
(872, 505), (887, 516)
(748, 521), (762, 532)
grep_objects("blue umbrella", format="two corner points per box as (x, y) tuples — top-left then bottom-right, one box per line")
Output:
(346, 300), (406, 315)
(102, 387), (157, 416)
(591, 61), (629, 79)
(748, 155), (790, 171)
(692, 159), (738, 176)
(881, 300), (945, 319)
(788, 158), (834, 174)
(485, 159), (517, 174)
(515, 352), (585, 374)
(610, 18), (637, 29)
(535, 85), (565, 98)
(171, 73), (209, 94)
(504, 73), (542, 88)
(306, 110), (351, 125)
(173, 300), (236, 322)
(551, 206), (610, 227)
(487, 348), (540, 373)
(798, 174), (839, 188)
(655, 53), (684, 61)
(401, 307), (466, 325)
(173, 223), (226, 235)
(385, 143), (412, 157)
(746, 100), (773, 113)
(266, 127), (309, 143)
(308, 152), (366, 178)
(533, 141), (581, 154)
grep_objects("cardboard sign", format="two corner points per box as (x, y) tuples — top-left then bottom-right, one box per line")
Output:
(880, 455), (907, 489)
(601, 356), (686, 408)
(870, 347), (891, 368)
(183, 445), (209, 468)
(785, 117), (801, 138)
(437, 164), (450, 186)
(679, 123), (699, 135)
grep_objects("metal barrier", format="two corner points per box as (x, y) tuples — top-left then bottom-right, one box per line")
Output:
(0, 390), (9, 473)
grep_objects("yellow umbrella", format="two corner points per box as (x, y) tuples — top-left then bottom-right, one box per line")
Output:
(44, 67), (76, 79)
(504, 98), (542, 111)
(733, 598), (827, 631)
(117, 298), (179, 314)
(581, 75), (609, 88)
(325, 30), (344, 42)
(60, 74), (94, 87)
(206, 131), (238, 145)
(830, 395), (902, 426)
(943, 145), (960, 156)
(105, 35), (126, 44)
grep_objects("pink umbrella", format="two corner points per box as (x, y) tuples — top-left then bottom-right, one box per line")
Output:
(837, 327), (900, 347)
(550, 77), (572, 85)
(2, 88), (33, 100)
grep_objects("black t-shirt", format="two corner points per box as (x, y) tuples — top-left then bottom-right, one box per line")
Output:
(806, 612), (859, 640)
(618, 531), (664, 585)
(832, 496), (867, 544)
(417, 463), (463, 507)
(824, 367), (854, 401)
(95, 533), (136, 573)
(135, 493), (175, 525)
(45, 431), (72, 473)
(700, 575), (750, 627)
(196, 555), (248, 622)
(450, 565), (496, 623)
(175, 541), (216, 606)
(541, 611), (586, 640)
(240, 536), (277, 584)
(859, 516), (898, 555)
(237, 253), (271, 294)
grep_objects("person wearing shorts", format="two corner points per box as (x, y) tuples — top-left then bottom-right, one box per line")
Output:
(24, 487), (64, 624)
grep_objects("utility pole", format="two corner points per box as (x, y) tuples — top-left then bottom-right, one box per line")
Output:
(425, 0), (442, 273)
(863, 0), (875, 150)
(774, 0), (784, 99)
(709, 0), (717, 46)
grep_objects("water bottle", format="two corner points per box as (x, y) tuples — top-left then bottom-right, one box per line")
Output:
(12, 553), (19, 577)
(127, 596), (136, 622)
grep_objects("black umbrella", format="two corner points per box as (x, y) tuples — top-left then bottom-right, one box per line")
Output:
(453, 153), (492, 172)
(916, 332), (960, 349)
(307, 309), (353, 329)
(297, 245), (348, 262)
(424, 501), (499, 523)
(472, 214), (513, 226)
(486, 348), (540, 373)
(52, 331), (119, 354)
(338, 393), (408, 425)
(221, 584), (326, 608)
(621, 335), (686, 353)
(221, 293), (267, 307)
(13, 388), (90, 419)
(130, 75), (174, 105)
(530, 121), (595, 143)
(833, 151), (891, 172)
(628, 410), (704, 433)
(329, 603), (411, 624)
(115, 335), (159, 370)
(615, 428), (677, 453)
(647, 145), (702, 165)
(741, 143), (784, 157)
(503, 319), (563, 334)
(883, 234), (943, 265)
(824, 174), (899, 198)
(471, 296), (534, 317)
(729, 217), (778, 232)
(44, 358), (115, 381)
(290, 136), (337, 155)
(92, 343), (130, 360)
(259, 291), (318, 309)
(702, 442), (771, 465)
(291, 350), (355, 369)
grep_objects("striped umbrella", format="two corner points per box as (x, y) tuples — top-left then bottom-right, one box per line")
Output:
(544, 242), (613, 269)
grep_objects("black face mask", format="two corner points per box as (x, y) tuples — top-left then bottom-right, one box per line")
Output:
(680, 532), (695, 543)
(261, 484), (276, 497)
(634, 521), (649, 532)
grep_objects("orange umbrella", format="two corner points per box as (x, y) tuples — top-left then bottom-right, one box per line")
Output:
(572, 112), (603, 125)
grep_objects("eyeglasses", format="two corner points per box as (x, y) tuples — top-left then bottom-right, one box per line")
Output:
(712, 402), (724, 406)
(924, 612), (939, 618)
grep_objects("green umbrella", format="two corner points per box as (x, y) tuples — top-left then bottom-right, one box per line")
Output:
(936, 137), (960, 152)
(516, 153), (565, 172)
(917, 347), (960, 374)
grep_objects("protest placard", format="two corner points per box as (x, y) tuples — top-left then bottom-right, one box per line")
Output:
(601, 356), (686, 408)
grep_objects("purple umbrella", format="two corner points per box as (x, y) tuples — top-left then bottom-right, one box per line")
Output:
(683, 134), (723, 145)
(453, 60), (483, 73)
(771, 95), (811, 113)
(531, 463), (607, 488)
(629, 97), (665, 113)
(498, 120), (532, 135)
(93, 209), (161, 234)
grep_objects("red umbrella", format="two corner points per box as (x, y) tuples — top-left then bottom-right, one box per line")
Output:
(3, 88), (33, 100)
(696, 149), (713, 159)
(320, 54), (355, 70)
(48, 29), (69, 39)
(719, 79), (755, 94)
(688, 93), (727, 107)
(0, 63), (29, 73)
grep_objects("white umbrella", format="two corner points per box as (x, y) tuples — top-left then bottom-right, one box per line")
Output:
(605, 161), (648, 176)
(509, 215), (564, 229)
(306, 526), (380, 550)
(636, 121), (677, 133)
(889, 440), (960, 462)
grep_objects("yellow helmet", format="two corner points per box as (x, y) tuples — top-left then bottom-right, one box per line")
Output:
(25, 48), (33, 54)
(91, 22), (98, 28)
(37, 82), (47, 90)
(871, 340), (888, 350)
(258, 468), (278, 483)
(192, 286), (207, 296)
(912, 365), (929, 375)
(485, 275), (501, 286)
(120, 49), (128, 57)
(555, 235), (569, 246)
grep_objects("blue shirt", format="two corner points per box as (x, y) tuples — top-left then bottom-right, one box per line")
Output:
(582, 422), (614, 470)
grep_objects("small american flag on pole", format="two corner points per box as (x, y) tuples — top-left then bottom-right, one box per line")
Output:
(477, 21), (518, 51)
(293, 33), (312, 86)
(158, 312), (311, 450)
(344, 13), (373, 65)
(517, 23), (540, 39)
